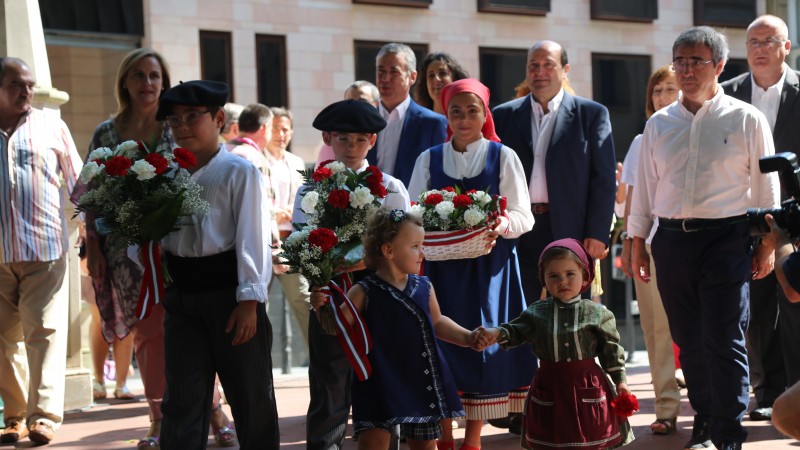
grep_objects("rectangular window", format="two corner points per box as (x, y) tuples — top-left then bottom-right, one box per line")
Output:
(479, 47), (528, 109)
(590, 0), (657, 22)
(256, 34), (289, 107)
(694, 0), (756, 28)
(478, 0), (549, 15)
(353, 40), (429, 87)
(199, 30), (234, 101)
(353, 0), (431, 7)
(720, 58), (748, 84)
(39, 0), (144, 36)
(591, 53), (651, 161)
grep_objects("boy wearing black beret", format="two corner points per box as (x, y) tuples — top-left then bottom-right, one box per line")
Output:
(157, 80), (279, 449)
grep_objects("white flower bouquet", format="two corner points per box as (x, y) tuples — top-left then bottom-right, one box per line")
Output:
(412, 186), (506, 261)
(75, 141), (210, 319)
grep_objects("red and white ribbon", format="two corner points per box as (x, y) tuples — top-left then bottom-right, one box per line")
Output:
(135, 240), (164, 320)
(323, 273), (373, 381)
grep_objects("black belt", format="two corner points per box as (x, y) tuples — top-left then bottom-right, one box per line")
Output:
(165, 250), (238, 293)
(658, 215), (747, 232)
(532, 203), (550, 214)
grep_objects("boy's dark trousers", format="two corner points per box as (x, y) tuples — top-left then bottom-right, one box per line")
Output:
(160, 286), (280, 450)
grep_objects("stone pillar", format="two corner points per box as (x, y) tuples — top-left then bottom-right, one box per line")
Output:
(0, 0), (92, 412)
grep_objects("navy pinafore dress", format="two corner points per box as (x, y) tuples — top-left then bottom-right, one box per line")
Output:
(424, 141), (538, 398)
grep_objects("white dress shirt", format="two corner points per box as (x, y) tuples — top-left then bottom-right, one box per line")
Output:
(376, 95), (411, 176)
(266, 150), (305, 232)
(291, 160), (411, 225)
(629, 87), (780, 239)
(529, 89), (564, 203)
(621, 134), (657, 244)
(162, 146), (271, 303)
(407, 137), (534, 239)
(750, 63), (788, 132)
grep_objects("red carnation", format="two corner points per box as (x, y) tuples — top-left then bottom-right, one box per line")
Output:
(144, 153), (169, 175)
(312, 167), (333, 182)
(319, 159), (336, 168)
(327, 189), (350, 209)
(365, 166), (383, 184)
(453, 194), (473, 208)
(466, 189), (477, 194)
(308, 228), (339, 253)
(424, 193), (444, 205)
(104, 156), (133, 177)
(498, 196), (508, 212)
(173, 147), (197, 169)
(610, 392), (639, 418)
(442, 186), (455, 192)
(370, 183), (388, 198)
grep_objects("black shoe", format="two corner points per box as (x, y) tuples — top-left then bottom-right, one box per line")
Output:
(716, 442), (742, 450)
(750, 406), (772, 421)
(488, 416), (512, 429)
(508, 413), (522, 435)
(683, 415), (712, 449)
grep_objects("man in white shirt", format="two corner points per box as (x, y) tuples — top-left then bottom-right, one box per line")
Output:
(366, 43), (447, 187)
(630, 27), (780, 450)
(721, 14), (800, 422)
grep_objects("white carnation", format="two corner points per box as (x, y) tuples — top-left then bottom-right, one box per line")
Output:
(79, 161), (104, 183)
(115, 140), (140, 157)
(325, 161), (346, 174)
(442, 190), (456, 201)
(349, 186), (375, 209)
(131, 160), (156, 180)
(409, 204), (425, 217)
(435, 201), (455, 219)
(472, 191), (492, 207)
(88, 147), (112, 161)
(301, 191), (319, 214)
(464, 207), (486, 227)
(284, 228), (310, 248)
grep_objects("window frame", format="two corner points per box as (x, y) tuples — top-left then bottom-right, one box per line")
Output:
(693, 0), (756, 28)
(255, 33), (289, 108)
(477, 0), (550, 16)
(590, 0), (657, 23)
(352, 0), (431, 7)
(199, 30), (234, 101)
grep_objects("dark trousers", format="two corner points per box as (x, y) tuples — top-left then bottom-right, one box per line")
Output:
(779, 292), (800, 387)
(518, 212), (553, 304)
(748, 273), (786, 408)
(651, 222), (750, 445)
(160, 287), (279, 450)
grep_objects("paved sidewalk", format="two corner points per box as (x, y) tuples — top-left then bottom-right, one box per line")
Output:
(6, 352), (797, 449)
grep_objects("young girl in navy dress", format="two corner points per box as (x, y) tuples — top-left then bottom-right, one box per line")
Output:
(408, 78), (536, 449)
(484, 238), (635, 449)
(311, 208), (488, 450)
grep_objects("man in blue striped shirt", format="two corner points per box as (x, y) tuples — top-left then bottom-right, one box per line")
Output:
(0, 57), (83, 446)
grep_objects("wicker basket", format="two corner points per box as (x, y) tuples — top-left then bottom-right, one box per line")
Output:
(423, 228), (490, 261)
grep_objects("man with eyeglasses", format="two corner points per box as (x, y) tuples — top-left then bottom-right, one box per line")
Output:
(630, 27), (780, 450)
(721, 14), (800, 423)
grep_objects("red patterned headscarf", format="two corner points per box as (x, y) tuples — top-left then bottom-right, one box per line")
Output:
(539, 238), (595, 291)
(440, 78), (501, 143)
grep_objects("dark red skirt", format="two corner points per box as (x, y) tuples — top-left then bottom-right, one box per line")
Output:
(523, 358), (623, 449)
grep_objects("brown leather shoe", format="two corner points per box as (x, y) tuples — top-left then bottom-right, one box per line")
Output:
(0, 419), (28, 443)
(28, 420), (55, 445)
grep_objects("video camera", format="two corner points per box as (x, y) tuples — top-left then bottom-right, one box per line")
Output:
(748, 152), (800, 239)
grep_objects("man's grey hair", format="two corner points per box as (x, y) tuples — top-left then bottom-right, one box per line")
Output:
(222, 103), (244, 134)
(673, 26), (729, 64)
(344, 80), (380, 102)
(376, 43), (417, 75)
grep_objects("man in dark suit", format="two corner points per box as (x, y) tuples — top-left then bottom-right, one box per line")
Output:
(721, 14), (800, 422)
(366, 42), (447, 187)
(493, 40), (616, 301)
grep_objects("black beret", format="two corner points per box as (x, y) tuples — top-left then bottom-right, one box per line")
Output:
(156, 80), (229, 121)
(312, 99), (387, 133)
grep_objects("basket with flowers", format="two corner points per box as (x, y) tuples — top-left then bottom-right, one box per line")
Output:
(75, 140), (209, 319)
(278, 159), (389, 380)
(411, 186), (506, 261)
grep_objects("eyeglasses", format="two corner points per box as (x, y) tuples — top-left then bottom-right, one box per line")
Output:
(672, 58), (714, 72)
(746, 37), (786, 49)
(165, 110), (211, 128)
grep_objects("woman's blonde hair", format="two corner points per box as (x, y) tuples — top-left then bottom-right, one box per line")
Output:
(113, 48), (171, 126)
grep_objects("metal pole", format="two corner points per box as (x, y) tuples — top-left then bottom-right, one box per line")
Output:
(280, 281), (292, 375)
(624, 276), (636, 363)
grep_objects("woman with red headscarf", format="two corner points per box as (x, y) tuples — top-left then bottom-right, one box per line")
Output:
(408, 79), (536, 450)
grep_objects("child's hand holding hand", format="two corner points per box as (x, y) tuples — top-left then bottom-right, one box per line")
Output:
(468, 326), (493, 351)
